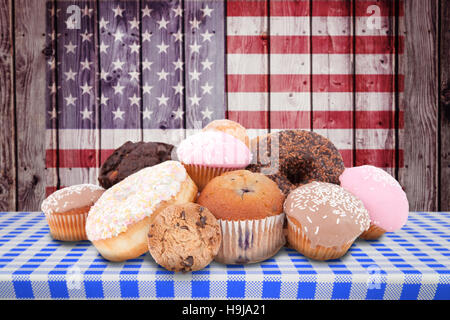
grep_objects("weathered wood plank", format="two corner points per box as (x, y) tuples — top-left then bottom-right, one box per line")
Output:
(45, 0), (59, 197)
(15, 0), (47, 210)
(184, 0), (226, 133)
(440, 0), (450, 210)
(226, 0), (269, 139)
(55, 0), (100, 188)
(396, 0), (405, 193)
(311, 0), (353, 167)
(99, 0), (142, 160)
(141, 0), (185, 146)
(398, 0), (438, 211)
(0, 0), (16, 211)
(91, 0), (101, 175)
(355, 0), (396, 175)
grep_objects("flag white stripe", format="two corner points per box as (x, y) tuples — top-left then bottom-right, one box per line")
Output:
(228, 54), (394, 75)
(227, 17), (267, 36)
(227, 54), (311, 74)
(228, 17), (396, 36)
(47, 168), (99, 187)
(227, 92), (397, 111)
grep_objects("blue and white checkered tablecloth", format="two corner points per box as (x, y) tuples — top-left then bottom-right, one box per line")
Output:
(0, 212), (449, 300)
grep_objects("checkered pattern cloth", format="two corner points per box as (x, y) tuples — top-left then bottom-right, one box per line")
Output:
(0, 212), (449, 300)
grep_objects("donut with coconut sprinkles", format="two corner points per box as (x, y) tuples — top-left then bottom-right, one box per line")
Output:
(284, 181), (370, 260)
(339, 165), (409, 240)
(41, 184), (104, 241)
(86, 161), (198, 262)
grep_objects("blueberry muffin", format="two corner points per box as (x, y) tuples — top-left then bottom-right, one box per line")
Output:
(197, 170), (286, 264)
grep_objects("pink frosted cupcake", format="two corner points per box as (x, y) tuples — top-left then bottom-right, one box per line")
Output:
(339, 165), (409, 240)
(176, 131), (252, 190)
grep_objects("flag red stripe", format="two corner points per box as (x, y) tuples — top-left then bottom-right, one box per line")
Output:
(227, 36), (403, 54)
(355, 149), (403, 168)
(340, 149), (403, 168)
(315, 111), (404, 129)
(227, 110), (270, 130)
(227, 1), (268, 17)
(46, 149), (58, 168)
(270, 0), (309, 16)
(228, 111), (403, 129)
(45, 149), (117, 168)
(46, 149), (113, 168)
(228, 111), (310, 129)
(227, 74), (269, 92)
(227, 36), (269, 54)
(46, 149), (98, 168)
(227, 1), (403, 17)
(354, 0), (404, 17)
(46, 186), (59, 197)
(100, 149), (115, 162)
(339, 150), (353, 168)
(227, 75), (404, 92)
(354, 36), (402, 55)
(44, 148), (403, 171)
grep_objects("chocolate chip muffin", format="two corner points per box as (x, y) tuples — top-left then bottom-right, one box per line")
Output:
(246, 130), (345, 196)
(147, 203), (221, 272)
(197, 170), (286, 264)
(98, 141), (174, 189)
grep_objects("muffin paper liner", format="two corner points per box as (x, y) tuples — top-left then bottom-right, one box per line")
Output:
(286, 216), (353, 261)
(182, 164), (241, 191)
(215, 213), (285, 264)
(359, 222), (386, 240)
(45, 211), (89, 241)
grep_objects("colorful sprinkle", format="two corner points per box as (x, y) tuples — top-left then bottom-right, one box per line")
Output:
(86, 161), (187, 241)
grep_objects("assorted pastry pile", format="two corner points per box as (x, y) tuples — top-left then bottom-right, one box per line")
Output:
(41, 119), (409, 271)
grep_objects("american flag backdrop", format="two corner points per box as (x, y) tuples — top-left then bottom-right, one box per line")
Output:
(45, 0), (404, 195)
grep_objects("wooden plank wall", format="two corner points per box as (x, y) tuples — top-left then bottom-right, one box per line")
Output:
(398, 0), (439, 211)
(15, 0), (47, 210)
(0, 0), (448, 212)
(0, 0), (16, 211)
(440, 0), (450, 211)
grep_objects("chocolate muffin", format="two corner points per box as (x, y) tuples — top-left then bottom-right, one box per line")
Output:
(98, 141), (174, 189)
(246, 130), (345, 196)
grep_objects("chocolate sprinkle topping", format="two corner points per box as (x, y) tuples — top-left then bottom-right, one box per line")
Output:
(246, 130), (345, 196)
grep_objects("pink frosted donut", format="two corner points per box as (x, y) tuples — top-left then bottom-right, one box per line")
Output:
(339, 165), (409, 239)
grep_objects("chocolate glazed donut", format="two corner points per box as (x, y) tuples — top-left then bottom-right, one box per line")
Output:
(246, 130), (345, 196)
